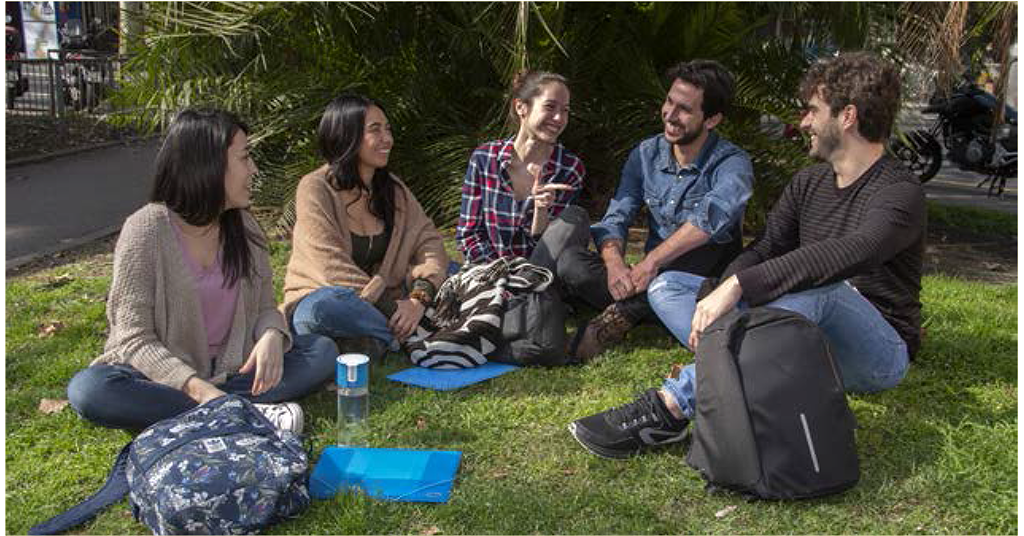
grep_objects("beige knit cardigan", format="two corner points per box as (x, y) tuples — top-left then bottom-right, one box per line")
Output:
(91, 203), (292, 390)
(282, 165), (449, 319)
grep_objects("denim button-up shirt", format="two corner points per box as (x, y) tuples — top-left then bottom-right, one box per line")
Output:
(591, 132), (753, 253)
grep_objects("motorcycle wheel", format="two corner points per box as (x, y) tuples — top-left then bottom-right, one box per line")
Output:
(890, 130), (943, 183)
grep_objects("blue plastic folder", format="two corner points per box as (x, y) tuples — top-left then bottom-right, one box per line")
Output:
(386, 362), (519, 390)
(310, 447), (462, 503)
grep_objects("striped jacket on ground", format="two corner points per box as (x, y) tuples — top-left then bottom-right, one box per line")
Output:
(405, 257), (553, 368)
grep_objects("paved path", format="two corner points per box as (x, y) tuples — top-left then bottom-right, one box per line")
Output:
(924, 165), (1016, 215)
(4, 132), (1016, 269)
(6, 138), (160, 267)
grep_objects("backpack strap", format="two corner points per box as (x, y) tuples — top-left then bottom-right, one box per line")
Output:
(29, 442), (132, 535)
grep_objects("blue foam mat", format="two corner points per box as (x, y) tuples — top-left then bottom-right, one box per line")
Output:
(310, 447), (462, 503)
(386, 362), (519, 390)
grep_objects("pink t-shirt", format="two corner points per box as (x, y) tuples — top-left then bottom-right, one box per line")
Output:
(171, 222), (240, 359)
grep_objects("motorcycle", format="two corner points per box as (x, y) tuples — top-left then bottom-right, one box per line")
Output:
(6, 18), (28, 109)
(58, 19), (106, 111)
(890, 75), (1017, 195)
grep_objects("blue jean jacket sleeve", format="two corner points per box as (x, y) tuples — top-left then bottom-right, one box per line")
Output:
(687, 153), (754, 243)
(591, 146), (644, 247)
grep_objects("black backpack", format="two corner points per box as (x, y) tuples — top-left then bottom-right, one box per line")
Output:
(687, 307), (859, 500)
(491, 285), (569, 366)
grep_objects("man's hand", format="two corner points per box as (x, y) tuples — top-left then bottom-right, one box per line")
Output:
(183, 376), (227, 405)
(629, 257), (659, 293)
(239, 329), (285, 396)
(689, 275), (743, 349)
(606, 259), (636, 300)
(389, 298), (425, 342)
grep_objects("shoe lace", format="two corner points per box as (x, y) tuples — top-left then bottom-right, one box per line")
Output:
(607, 393), (660, 431)
(256, 404), (293, 427)
(594, 307), (633, 345)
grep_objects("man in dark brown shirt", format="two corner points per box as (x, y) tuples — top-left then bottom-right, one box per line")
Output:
(569, 52), (925, 459)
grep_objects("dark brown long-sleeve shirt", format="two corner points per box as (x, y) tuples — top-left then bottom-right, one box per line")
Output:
(722, 156), (926, 357)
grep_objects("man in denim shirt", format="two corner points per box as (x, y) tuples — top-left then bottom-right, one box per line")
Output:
(562, 59), (753, 362)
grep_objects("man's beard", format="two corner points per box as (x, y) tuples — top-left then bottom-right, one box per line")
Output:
(669, 123), (704, 147)
(810, 120), (841, 160)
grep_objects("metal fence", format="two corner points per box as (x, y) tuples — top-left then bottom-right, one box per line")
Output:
(6, 51), (126, 118)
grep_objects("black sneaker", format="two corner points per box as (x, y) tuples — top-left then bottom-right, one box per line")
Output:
(568, 388), (689, 459)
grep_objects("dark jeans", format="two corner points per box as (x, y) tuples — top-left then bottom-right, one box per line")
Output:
(557, 225), (742, 323)
(67, 333), (338, 430)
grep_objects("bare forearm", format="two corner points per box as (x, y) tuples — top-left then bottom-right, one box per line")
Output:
(643, 223), (710, 270)
(600, 240), (627, 268)
(531, 207), (550, 236)
(182, 376), (226, 404)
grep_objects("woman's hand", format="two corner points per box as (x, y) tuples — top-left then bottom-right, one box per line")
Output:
(183, 376), (227, 405)
(531, 182), (575, 210)
(689, 276), (743, 350)
(239, 329), (286, 396)
(389, 298), (426, 342)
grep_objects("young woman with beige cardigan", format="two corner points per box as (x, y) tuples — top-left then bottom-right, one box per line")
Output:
(282, 96), (449, 359)
(67, 109), (337, 433)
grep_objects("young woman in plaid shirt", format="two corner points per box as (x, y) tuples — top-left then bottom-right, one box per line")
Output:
(456, 70), (590, 275)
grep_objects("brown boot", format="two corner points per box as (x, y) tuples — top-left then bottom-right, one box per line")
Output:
(570, 302), (636, 363)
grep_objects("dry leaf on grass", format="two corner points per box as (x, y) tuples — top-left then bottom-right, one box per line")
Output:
(421, 526), (441, 535)
(416, 416), (427, 430)
(37, 321), (66, 338)
(39, 398), (69, 414)
(39, 274), (74, 290)
(714, 505), (738, 518)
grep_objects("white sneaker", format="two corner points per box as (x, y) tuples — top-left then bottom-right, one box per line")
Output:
(254, 402), (304, 435)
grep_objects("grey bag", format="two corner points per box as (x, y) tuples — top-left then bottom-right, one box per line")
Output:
(687, 307), (859, 500)
(492, 285), (569, 366)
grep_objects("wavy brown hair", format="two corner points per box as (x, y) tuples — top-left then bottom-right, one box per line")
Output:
(799, 51), (901, 143)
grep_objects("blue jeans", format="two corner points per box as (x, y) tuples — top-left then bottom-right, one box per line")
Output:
(647, 271), (909, 418)
(291, 286), (395, 346)
(67, 333), (338, 430)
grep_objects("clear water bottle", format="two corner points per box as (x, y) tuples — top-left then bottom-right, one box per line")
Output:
(336, 353), (370, 446)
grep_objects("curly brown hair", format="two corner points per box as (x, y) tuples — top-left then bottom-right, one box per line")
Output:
(799, 52), (901, 143)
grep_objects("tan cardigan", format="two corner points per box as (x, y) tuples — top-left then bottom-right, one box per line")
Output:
(282, 165), (449, 319)
(92, 203), (292, 390)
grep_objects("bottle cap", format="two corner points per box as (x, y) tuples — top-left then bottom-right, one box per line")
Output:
(336, 353), (370, 389)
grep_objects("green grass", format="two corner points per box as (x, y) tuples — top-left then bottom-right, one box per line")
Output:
(6, 234), (1017, 534)
(927, 202), (1018, 238)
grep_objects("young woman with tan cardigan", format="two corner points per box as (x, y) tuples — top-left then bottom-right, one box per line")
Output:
(282, 96), (449, 359)
(67, 109), (338, 433)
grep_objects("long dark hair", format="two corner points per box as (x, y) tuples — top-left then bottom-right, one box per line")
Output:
(317, 95), (396, 232)
(150, 108), (260, 287)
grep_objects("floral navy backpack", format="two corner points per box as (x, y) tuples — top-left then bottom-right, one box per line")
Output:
(30, 395), (310, 535)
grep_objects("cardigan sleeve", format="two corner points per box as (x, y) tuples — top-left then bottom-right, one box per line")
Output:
(290, 173), (373, 292)
(104, 211), (198, 390)
(400, 186), (450, 292)
(244, 212), (293, 353)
